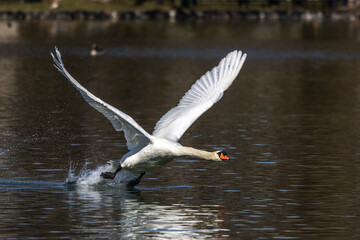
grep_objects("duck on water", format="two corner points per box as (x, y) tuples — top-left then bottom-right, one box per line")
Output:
(51, 48), (247, 187)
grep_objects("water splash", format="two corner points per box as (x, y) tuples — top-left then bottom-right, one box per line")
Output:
(65, 160), (139, 187)
(65, 161), (77, 184)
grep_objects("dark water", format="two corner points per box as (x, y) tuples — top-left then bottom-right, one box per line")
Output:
(0, 19), (360, 239)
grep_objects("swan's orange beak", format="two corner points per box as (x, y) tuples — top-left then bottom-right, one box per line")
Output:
(220, 153), (230, 160)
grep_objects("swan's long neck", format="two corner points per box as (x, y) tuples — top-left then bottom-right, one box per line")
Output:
(179, 146), (219, 161)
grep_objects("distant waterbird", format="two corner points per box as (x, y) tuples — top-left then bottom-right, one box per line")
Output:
(51, 47), (246, 187)
(90, 43), (105, 56)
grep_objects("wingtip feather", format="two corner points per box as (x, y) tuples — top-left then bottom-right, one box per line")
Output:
(51, 46), (66, 72)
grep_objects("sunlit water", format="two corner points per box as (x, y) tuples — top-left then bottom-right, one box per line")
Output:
(0, 19), (360, 239)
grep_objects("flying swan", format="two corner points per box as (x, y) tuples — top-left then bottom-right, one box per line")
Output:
(51, 48), (247, 186)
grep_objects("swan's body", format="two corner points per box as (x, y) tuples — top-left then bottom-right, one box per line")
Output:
(119, 138), (221, 173)
(51, 48), (246, 185)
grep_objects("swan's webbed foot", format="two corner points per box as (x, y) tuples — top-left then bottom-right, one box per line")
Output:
(100, 172), (116, 179)
(127, 172), (146, 188)
(100, 165), (122, 180)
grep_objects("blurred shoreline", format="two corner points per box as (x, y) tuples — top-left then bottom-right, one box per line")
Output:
(0, 9), (359, 21)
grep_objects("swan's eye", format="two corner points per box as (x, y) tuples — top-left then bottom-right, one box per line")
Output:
(217, 151), (229, 160)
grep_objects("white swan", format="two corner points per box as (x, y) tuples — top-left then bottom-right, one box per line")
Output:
(51, 47), (247, 186)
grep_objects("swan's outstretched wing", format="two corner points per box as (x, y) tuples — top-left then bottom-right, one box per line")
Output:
(51, 47), (152, 150)
(153, 50), (246, 142)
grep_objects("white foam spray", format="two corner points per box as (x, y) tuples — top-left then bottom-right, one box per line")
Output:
(65, 160), (138, 187)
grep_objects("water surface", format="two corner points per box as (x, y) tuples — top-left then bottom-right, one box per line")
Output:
(0, 19), (360, 239)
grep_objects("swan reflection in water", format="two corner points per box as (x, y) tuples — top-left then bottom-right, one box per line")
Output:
(65, 185), (230, 239)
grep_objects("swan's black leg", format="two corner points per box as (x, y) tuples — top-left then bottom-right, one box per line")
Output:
(127, 172), (146, 188)
(100, 165), (122, 179)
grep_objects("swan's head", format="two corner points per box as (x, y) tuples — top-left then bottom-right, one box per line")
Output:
(215, 151), (230, 161)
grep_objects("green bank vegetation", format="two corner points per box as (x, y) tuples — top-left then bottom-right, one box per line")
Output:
(0, 0), (172, 11)
(0, 0), (355, 11)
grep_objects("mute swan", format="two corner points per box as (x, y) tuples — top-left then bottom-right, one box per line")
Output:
(51, 48), (246, 186)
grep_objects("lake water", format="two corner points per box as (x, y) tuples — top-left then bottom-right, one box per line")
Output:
(0, 19), (360, 239)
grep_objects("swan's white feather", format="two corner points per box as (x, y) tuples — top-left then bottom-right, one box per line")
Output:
(51, 47), (152, 150)
(152, 50), (247, 142)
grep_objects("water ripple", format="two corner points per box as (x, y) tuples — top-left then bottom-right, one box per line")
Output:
(0, 45), (358, 61)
